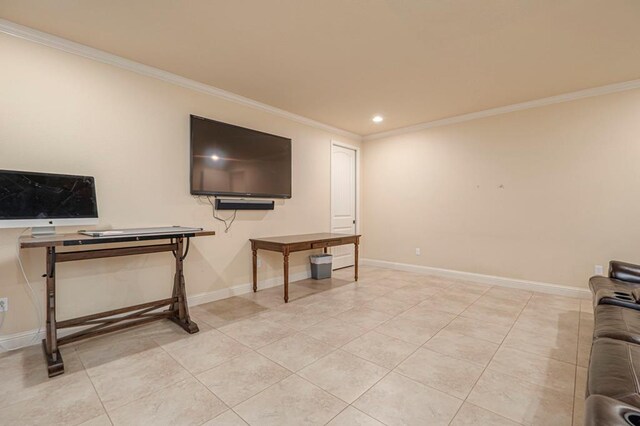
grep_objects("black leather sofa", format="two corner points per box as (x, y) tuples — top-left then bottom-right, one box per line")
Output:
(586, 261), (640, 425)
(590, 261), (640, 310)
(585, 395), (640, 426)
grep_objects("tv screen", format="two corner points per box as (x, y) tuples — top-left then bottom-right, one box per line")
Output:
(0, 170), (98, 220)
(190, 115), (292, 198)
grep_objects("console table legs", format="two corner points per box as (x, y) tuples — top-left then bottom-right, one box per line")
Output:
(40, 238), (199, 377)
(252, 247), (258, 293)
(283, 250), (290, 303)
(44, 246), (64, 377)
(168, 269), (198, 333)
(250, 234), (360, 303)
(354, 241), (359, 282)
(169, 237), (199, 334)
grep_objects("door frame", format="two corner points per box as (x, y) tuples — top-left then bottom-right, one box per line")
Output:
(330, 140), (361, 236)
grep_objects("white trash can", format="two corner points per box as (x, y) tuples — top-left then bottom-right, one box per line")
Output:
(310, 254), (332, 279)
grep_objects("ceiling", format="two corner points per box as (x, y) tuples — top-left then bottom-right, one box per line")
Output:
(1, 0), (640, 136)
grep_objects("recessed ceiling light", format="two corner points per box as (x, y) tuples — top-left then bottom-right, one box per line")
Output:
(372, 115), (383, 123)
(211, 154), (220, 161)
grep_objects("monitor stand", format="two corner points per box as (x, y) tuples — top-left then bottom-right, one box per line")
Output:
(31, 226), (56, 237)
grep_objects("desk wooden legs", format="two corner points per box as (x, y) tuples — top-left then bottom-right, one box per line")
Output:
(252, 246), (258, 293)
(354, 241), (359, 282)
(283, 249), (290, 303)
(40, 238), (199, 377)
(251, 236), (361, 304)
(44, 247), (63, 377)
(251, 246), (290, 303)
(169, 237), (199, 334)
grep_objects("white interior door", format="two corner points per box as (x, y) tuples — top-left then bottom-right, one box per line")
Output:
(331, 143), (357, 269)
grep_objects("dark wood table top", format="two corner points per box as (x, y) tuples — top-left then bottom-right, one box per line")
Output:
(20, 229), (215, 248)
(249, 232), (360, 245)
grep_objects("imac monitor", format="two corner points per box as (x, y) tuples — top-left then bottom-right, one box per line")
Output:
(0, 170), (98, 235)
(190, 115), (292, 198)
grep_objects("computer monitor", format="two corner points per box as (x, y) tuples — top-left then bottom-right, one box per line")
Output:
(0, 170), (98, 236)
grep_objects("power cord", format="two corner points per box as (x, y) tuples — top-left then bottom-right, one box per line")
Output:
(16, 228), (43, 345)
(0, 300), (5, 332)
(0, 306), (5, 351)
(194, 195), (238, 233)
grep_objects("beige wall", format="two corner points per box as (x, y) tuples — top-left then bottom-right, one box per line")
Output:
(0, 34), (360, 336)
(3, 28), (640, 340)
(362, 88), (640, 289)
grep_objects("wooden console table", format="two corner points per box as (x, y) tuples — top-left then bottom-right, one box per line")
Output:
(20, 229), (214, 377)
(250, 233), (361, 303)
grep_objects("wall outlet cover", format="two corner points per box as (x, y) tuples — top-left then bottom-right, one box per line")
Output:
(0, 297), (7, 312)
(415, 248), (421, 256)
(595, 265), (604, 275)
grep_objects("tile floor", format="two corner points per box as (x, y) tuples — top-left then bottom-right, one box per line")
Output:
(0, 266), (592, 425)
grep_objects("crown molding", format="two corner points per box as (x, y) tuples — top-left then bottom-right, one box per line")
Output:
(0, 19), (361, 141)
(363, 78), (640, 141)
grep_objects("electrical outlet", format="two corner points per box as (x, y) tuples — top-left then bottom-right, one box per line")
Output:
(415, 248), (421, 256)
(0, 297), (7, 312)
(257, 257), (263, 268)
(595, 265), (604, 275)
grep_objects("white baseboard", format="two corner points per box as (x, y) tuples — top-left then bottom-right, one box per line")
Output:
(0, 329), (45, 352)
(187, 270), (311, 306)
(0, 270), (311, 352)
(361, 258), (591, 299)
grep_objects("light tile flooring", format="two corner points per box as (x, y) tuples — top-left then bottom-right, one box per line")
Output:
(0, 266), (592, 425)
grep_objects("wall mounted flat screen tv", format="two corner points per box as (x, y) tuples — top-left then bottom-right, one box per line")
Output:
(190, 115), (292, 198)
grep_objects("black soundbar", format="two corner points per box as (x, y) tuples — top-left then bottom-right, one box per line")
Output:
(215, 198), (275, 210)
